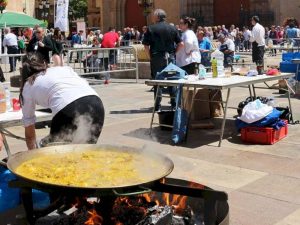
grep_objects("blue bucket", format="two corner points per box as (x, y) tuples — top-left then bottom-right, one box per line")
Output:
(0, 168), (20, 213)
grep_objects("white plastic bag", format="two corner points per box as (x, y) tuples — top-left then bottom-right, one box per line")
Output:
(238, 99), (273, 124)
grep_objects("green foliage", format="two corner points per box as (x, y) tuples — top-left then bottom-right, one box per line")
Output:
(69, 0), (88, 20)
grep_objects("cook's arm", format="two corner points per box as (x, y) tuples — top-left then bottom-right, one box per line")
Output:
(21, 87), (37, 150)
(25, 125), (36, 150)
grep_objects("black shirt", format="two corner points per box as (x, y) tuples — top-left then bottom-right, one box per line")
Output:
(26, 36), (53, 63)
(142, 21), (181, 55)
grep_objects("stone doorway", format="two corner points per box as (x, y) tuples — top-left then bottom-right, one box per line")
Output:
(214, 0), (250, 27)
(125, 0), (147, 30)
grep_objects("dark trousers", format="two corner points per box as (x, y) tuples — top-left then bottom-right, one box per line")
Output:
(50, 95), (105, 144)
(150, 53), (176, 108)
(181, 63), (199, 75)
(243, 40), (250, 51)
(7, 46), (18, 72)
(109, 49), (117, 65)
(252, 42), (265, 74)
(252, 42), (265, 66)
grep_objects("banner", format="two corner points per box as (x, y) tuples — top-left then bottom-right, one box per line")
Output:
(54, 0), (69, 31)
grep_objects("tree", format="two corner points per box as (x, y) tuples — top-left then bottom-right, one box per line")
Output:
(69, 0), (88, 20)
(0, 0), (7, 13)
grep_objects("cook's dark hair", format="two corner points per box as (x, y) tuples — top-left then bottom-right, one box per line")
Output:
(19, 52), (48, 105)
(181, 16), (196, 29)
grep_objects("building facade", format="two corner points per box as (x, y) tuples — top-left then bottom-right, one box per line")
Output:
(6, 0), (35, 17)
(88, 0), (300, 32)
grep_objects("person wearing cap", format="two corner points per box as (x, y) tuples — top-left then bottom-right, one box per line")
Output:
(250, 16), (265, 75)
(218, 33), (235, 67)
(143, 9), (183, 111)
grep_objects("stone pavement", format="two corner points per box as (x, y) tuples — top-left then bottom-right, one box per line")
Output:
(1, 77), (300, 225)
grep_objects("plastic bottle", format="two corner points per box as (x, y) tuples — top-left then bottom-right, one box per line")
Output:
(211, 57), (218, 78)
(211, 49), (224, 76)
(3, 83), (11, 111)
(198, 64), (206, 80)
(0, 83), (6, 113)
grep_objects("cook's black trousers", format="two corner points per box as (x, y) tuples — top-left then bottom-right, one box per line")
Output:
(50, 95), (105, 144)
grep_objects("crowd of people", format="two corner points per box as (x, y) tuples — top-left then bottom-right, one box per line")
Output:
(140, 9), (300, 110)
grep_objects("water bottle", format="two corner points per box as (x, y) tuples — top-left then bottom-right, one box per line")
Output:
(211, 49), (225, 76)
(3, 83), (11, 111)
(198, 64), (206, 80)
(211, 57), (218, 78)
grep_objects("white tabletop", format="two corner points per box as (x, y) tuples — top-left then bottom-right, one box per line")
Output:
(145, 73), (295, 90)
(0, 110), (52, 128)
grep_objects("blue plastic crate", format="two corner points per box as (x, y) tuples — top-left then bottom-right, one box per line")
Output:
(280, 61), (300, 80)
(282, 52), (300, 61)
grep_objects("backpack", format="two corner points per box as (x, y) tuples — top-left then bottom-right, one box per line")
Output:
(18, 39), (25, 49)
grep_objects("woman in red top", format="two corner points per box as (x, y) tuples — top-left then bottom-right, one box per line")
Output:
(101, 27), (120, 71)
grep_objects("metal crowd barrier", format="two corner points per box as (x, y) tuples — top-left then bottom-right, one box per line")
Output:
(120, 40), (142, 46)
(66, 46), (139, 83)
(0, 53), (26, 75)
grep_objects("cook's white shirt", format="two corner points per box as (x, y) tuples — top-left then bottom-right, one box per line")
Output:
(22, 66), (98, 127)
(176, 29), (201, 68)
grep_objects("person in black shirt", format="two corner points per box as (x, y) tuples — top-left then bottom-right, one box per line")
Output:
(51, 27), (64, 66)
(143, 9), (183, 111)
(26, 27), (53, 63)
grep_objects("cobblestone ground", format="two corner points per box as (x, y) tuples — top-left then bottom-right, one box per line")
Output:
(1, 52), (300, 225)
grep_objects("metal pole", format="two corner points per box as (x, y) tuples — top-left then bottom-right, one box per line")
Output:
(135, 47), (139, 83)
(53, 0), (56, 26)
(284, 79), (294, 124)
(218, 88), (231, 147)
(150, 85), (160, 135)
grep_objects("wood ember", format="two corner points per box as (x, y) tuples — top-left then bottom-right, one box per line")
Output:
(35, 196), (198, 225)
(137, 205), (173, 225)
(112, 196), (195, 225)
(35, 206), (91, 225)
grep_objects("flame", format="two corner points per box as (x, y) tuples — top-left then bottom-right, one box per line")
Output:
(84, 209), (102, 225)
(142, 192), (188, 212)
(143, 194), (151, 203)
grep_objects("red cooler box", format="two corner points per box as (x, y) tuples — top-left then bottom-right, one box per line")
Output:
(241, 121), (288, 145)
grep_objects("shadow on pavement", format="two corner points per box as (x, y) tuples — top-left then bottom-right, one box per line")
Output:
(124, 118), (240, 149)
(110, 107), (153, 114)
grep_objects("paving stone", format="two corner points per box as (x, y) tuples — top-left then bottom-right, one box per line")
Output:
(274, 208), (300, 225)
(229, 190), (299, 225)
(167, 155), (267, 190)
(240, 175), (300, 204)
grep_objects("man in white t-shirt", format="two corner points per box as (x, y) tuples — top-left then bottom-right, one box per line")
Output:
(218, 33), (235, 67)
(250, 15), (265, 74)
